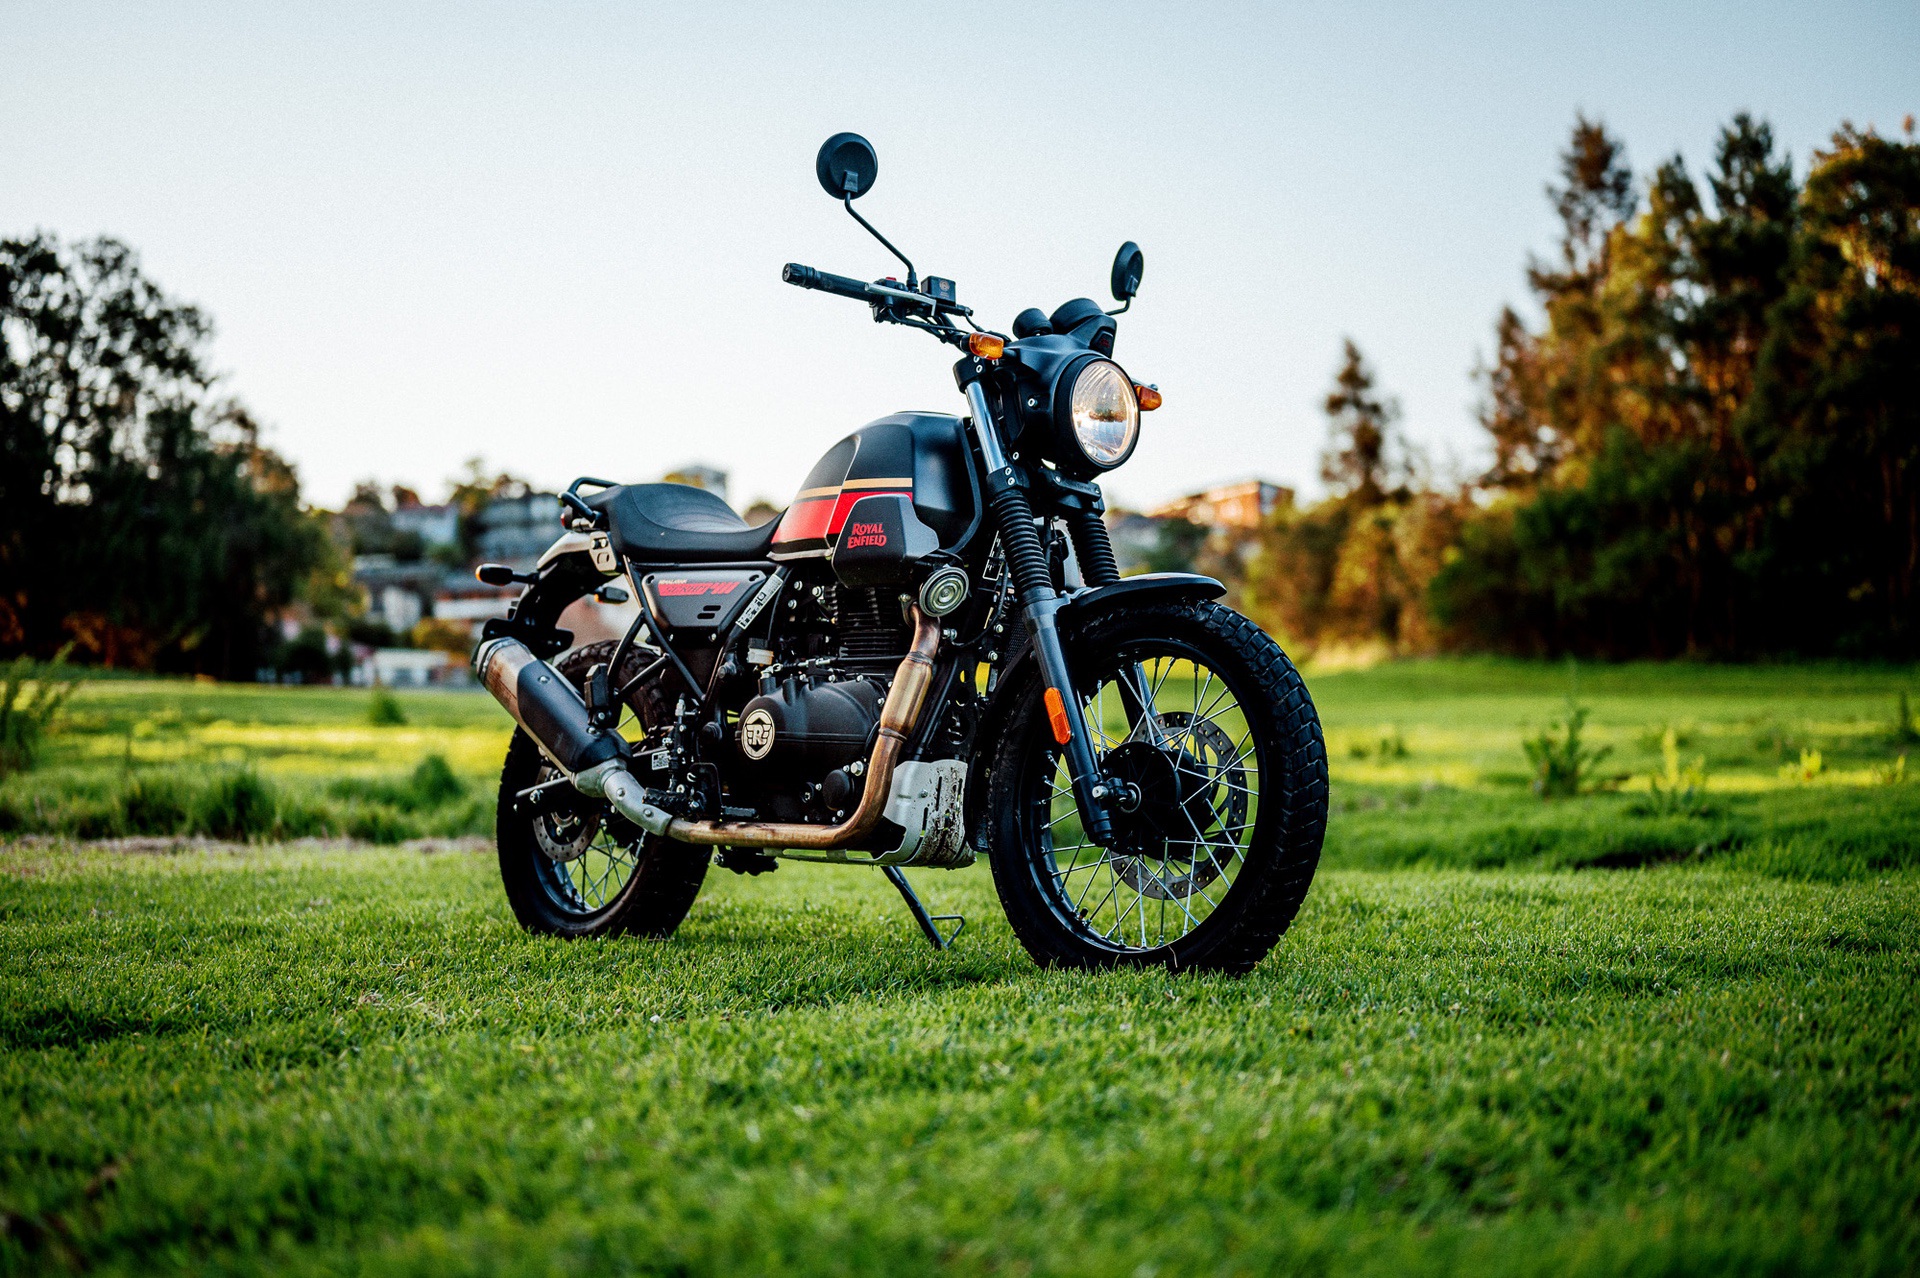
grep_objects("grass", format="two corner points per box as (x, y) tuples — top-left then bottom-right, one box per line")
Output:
(2, 846), (1915, 1274)
(1, 659), (1917, 1273)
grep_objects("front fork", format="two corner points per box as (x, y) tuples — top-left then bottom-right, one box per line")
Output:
(963, 376), (1117, 846)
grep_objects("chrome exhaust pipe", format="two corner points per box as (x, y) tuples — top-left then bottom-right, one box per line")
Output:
(478, 609), (943, 853)
(474, 636), (673, 835)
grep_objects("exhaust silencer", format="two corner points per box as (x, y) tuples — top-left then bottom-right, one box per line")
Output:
(474, 636), (672, 835)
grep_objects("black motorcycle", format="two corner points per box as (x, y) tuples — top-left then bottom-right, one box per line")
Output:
(472, 133), (1328, 972)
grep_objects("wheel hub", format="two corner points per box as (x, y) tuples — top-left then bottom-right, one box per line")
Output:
(529, 766), (602, 863)
(1094, 715), (1246, 900)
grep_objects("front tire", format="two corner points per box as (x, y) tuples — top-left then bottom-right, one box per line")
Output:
(984, 600), (1327, 973)
(495, 641), (709, 938)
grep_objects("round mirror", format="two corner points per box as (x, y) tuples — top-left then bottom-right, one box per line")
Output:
(1110, 241), (1145, 302)
(816, 133), (878, 200)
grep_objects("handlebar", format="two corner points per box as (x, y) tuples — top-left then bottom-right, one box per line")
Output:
(782, 262), (873, 301)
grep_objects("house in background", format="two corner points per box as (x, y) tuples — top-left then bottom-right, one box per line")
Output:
(1106, 479), (1293, 575)
(1148, 480), (1292, 530)
(389, 494), (459, 551)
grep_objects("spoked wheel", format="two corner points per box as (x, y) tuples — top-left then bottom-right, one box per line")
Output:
(494, 641), (709, 938)
(985, 600), (1327, 973)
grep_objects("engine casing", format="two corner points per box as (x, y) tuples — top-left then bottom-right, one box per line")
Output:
(735, 675), (886, 780)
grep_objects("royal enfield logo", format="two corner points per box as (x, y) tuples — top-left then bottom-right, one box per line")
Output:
(740, 707), (776, 760)
(843, 520), (889, 549)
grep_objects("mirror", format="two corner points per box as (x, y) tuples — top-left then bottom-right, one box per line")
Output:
(816, 133), (878, 200)
(1110, 241), (1145, 302)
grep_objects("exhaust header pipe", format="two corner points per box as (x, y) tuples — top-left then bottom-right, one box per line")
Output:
(476, 608), (942, 855)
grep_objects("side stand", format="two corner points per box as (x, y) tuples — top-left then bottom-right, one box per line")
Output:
(882, 866), (965, 950)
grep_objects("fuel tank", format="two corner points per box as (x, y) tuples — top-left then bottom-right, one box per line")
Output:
(771, 412), (980, 560)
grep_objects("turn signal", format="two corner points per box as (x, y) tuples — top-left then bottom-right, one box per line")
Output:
(1044, 687), (1073, 744)
(1134, 383), (1163, 411)
(968, 332), (1006, 359)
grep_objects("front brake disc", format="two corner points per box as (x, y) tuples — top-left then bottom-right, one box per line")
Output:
(1108, 712), (1247, 901)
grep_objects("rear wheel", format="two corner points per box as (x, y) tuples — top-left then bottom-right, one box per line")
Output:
(984, 600), (1327, 973)
(495, 641), (709, 938)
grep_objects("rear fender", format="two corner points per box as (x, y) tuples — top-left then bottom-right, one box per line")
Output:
(477, 547), (605, 659)
(963, 572), (1226, 847)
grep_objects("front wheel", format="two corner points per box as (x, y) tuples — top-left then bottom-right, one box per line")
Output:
(984, 600), (1328, 973)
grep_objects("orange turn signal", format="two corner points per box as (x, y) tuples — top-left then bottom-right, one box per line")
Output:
(1044, 686), (1073, 745)
(1134, 383), (1163, 411)
(968, 332), (1006, 359)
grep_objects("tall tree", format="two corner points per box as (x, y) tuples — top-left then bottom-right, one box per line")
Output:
(0, 233), (328, 675)
(1320, 339), (1408, 506)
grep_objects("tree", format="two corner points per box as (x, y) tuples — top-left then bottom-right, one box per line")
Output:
(1439, 112), (1918, 658)
(0, 233), (329, 676)
(1245, 341), (1444, 654)
(1320, 339), (1408, 506)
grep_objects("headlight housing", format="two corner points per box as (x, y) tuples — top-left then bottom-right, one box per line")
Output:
(1057, 357), (1139, 472)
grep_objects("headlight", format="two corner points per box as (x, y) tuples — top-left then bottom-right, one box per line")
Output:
(1064, 358), (1139, 469)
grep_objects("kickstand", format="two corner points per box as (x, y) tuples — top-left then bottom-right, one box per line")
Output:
(882, 866), (965, 950)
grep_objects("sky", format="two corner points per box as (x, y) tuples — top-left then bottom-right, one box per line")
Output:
(4, 2), (1916, 513)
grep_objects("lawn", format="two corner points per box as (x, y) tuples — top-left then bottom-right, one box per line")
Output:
(2, 660), (1917, 1274)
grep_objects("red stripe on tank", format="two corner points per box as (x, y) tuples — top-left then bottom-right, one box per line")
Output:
(773, 489), (913, 546)
(774, 496), (836, 544)
(825, 490), (910, 536)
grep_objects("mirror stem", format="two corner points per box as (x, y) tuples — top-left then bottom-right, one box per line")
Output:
(843, 195), (916, 291)
(1105, 299), (1131, 317)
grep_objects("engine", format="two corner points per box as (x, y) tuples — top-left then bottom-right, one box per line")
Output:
(713, 582), (916, 823)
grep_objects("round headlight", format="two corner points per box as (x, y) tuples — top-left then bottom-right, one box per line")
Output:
(1066, 359), (1139, 469)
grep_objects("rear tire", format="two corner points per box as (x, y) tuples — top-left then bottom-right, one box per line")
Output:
(983, 600), (1327, 973)
(495, 641), (709, 938)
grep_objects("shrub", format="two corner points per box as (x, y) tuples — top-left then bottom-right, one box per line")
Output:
(1523, 698), (1612, 798)
(408, 753), (464, 806)
(367, 687), (407, 726)
(0, 647), (84, 775)
(194, 770), (281, 841)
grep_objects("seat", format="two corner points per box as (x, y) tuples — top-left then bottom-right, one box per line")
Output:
(585, 483), (778, 564)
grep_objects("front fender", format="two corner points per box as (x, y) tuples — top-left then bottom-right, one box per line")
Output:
(963, 572), (1226, 848)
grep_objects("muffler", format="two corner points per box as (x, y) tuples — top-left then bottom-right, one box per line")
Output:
(473, 637), (673, 835)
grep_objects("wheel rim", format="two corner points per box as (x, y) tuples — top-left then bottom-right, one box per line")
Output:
(524, 686), (648, 920)
(526, 760), (643, 916)
(1024, 640), (1262, 953)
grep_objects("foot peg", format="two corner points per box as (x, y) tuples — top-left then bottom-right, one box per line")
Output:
(882, 866), (965, 950)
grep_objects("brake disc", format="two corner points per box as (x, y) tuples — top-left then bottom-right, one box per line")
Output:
(1105, 712), (1247, 901)
(529, 765), (601, 863)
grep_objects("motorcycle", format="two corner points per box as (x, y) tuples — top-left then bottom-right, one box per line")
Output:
(471, 133), (1328, 972)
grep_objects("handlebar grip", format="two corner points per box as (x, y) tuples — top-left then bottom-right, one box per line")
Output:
(782, 263), (872, 301)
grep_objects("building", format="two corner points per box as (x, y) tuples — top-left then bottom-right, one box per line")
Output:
(473, 491), (564, 566)
(390, 498), (459, 550)
(352, 647), (456, 687)
(1149, 480), (1292, 531)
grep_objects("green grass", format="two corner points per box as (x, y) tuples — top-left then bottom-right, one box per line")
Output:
(0, 683), (505, 843)
(2, 846), (1915, 1274)
(1, 660), (1917, 1273)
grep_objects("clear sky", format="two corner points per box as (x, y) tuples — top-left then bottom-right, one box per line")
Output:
(4, 2), (1915, 513)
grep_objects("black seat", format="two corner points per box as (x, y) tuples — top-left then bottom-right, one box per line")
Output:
(585, 483), (778, 563)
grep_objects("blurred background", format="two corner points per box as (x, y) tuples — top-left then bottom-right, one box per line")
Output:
(2, 0), (1916, 683)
